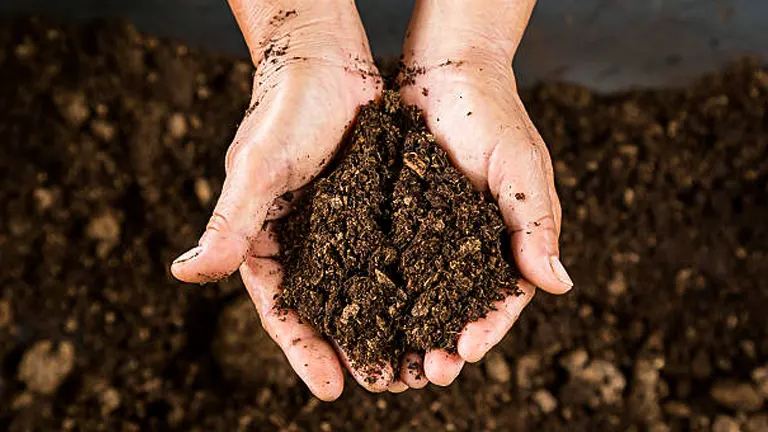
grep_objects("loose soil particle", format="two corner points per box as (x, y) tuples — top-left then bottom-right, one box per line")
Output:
(278, 92), (520, 372)
(1, 17), (768, 432)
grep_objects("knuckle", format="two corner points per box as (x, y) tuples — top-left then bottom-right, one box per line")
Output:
(510, 213), (557, 235)
(225, 139), (262, 173)
(206, 211), (232, 233)
(224, 138), (249, 174)
(531, 214), (558, 234)
(533, 213), (557, 228)
(525, 143), (550, 166)
(223, 143), (290, 198)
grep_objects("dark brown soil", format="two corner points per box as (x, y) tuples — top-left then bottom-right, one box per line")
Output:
(278, 91), (519, 372)
(2, 17), (768, 432)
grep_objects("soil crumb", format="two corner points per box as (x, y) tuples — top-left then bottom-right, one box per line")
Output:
(278, 91), (521, 371)
(17, 340), (76, 395)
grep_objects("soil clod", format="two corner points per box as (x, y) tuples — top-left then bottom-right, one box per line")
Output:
(278, 91), (521, 372)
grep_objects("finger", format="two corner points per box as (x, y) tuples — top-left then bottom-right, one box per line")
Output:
(171, 134), (288, 283)
(266, 189), (304, 221)
(388, 379), (409, 394)
(400, 352), (428, 389)
(240, 257), (344, 401)
(250, 221), (279, 258)
(488, 138), (573, 294)
(266, 196), (294, 221)
(545, 154), (562, 235)
(332, 340), (394, 393)
(424, 349), (464, 387)
(550, 187), (562, 235)
(457, 279), (536, 362)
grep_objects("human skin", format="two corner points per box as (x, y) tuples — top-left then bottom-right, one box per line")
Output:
(170, 0), (401, 399)
(397, 0), (572, 388)
(171, 0), (572, 398)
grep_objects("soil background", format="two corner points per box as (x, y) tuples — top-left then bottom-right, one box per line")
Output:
(1, 18), (767, 431)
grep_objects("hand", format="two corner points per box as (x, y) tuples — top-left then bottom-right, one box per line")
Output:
(395, 0), (573, 388)
(170, 0), (402, 400)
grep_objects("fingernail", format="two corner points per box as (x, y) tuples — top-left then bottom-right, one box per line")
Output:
(173, 246), (203, 265)
(549, 256), (574, 288)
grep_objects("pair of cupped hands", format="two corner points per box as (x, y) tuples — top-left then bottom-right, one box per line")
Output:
(171, 0), (572, 400)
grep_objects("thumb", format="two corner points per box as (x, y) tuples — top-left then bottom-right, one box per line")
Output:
(489, 140), (572, 294)
(171, 147), (284, 283)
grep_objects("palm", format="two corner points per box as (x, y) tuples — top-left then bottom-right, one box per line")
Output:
(396, 60), (568, 385)
(173, 49), (388, 399)
(235, 60), (379, 194)
(401, 66), (520, 189)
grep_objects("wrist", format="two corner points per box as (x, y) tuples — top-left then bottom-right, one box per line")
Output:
(403, 0), (535, 67)
(229, 0), (372, 66)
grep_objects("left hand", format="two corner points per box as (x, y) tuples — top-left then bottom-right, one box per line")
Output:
(394, 0), (573, 389)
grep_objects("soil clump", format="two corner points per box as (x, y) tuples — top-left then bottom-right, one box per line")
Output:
(278, 92), (520, 372)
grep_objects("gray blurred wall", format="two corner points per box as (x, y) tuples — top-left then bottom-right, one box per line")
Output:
(1, 0), (766, 92)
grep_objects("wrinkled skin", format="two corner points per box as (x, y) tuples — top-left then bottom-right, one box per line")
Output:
(171, 0), (399, 399)
(395, 0), (573, 387)
(172, 0), (573, 399)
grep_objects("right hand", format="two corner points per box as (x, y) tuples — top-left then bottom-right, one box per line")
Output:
(170, 0), (399, 400)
